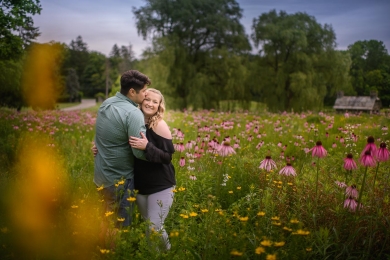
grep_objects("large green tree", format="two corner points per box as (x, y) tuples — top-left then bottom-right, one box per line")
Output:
(133, 0), (251, 109)
(251, 10), (350, 112)
(348, 40), (390, 107)
(0, 0), (41, 60)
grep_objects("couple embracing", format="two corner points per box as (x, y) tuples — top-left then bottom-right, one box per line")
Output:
(93, 70), (175, 250)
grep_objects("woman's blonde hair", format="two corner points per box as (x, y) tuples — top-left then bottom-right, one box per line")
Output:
(142, 88), (165, 129)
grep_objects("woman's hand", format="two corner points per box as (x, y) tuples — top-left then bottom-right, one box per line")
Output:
(91, 142), (98, 157)
(129, 132), (148, 150)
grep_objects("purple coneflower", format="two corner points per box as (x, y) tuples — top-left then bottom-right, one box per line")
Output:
(335, 181), (347, 188)
(279, 163), (296, 176)
(259, 156), (277, 172)
(359, 150), (376, 167)
(218, 141), (236, 157)
(310, 141), (327, 158)
(343, 153), (357, 171)
(376, 142), (389, 162)
(179, 157), (186, 167)
(360, 136), (377, 157)
(344, 197), (358, 212)
(345, 185), (358, 199)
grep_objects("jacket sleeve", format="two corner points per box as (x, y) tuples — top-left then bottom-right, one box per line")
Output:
(145, 142), (173, 164)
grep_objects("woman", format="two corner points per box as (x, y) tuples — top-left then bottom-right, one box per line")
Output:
(130, 88), (176, 250)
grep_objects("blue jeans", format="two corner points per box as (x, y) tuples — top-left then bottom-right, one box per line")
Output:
(98, 178), (134, 228)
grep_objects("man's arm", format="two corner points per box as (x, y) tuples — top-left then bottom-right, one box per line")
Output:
(127, 111), (147, 160)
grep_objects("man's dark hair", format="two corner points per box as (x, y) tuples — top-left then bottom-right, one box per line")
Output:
(120, 70), (151, 95)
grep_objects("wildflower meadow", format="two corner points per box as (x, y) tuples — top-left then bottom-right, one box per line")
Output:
(0, 107), (389, 260)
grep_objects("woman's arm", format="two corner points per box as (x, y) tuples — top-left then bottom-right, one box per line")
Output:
(129, 131), (173, 164)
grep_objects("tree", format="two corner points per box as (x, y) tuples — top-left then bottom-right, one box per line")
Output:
(133, 0), (251, 109)
(65, 68), (80, 102)
(251, 10), (348, 112)
(0, 0), (41, 60)
(81, 51), (106, 97)
(63, 36), (90, 96)
(0, 59), (24, 110)
(348, 40), (390, 107)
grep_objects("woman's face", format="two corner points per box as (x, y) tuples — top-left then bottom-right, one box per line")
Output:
(142, 91), (161, 117)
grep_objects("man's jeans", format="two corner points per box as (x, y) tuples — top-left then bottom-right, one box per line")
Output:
(98, 178), (134, 228)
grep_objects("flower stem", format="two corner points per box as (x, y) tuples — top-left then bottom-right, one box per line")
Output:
(357, 166), (368, 211)
(372, 162), (380, 192)
(315, 157), (319, 206)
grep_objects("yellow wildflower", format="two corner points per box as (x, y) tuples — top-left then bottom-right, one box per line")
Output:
(290, 218), (299, 224)
(239, 216), (249, 222)
(266, 254), (277, 260)
(100, 249), (110, 254)
(274, 241), (285, 247)
(172, 188), (177, 192)
(272, 221), (281, 226)
(117, 180), (125, 185)
(237, 186), (241, 190)
(255, 246), (265, 254)
(261, 240), (272, 247)
(287, 182), (293, 186)
(271, 216), (280, 221)
(180, 214), (189, 219)
(201, 209), (209, 213)
(292, 229), (310, 235)
(117, 218), (125, 222)
(306, 247), (312, 252)
(228, 191), (233, 194)
(71, 205), (79, 209)
(127, 197), (136, 202)
(230, 250), (243, 256)
(178, 187), (186, 191)
(189, 212), (198, 217)
(283, 227), (292, 232)
(97, 185), (104, 191)
(105, 211), (114, 217)
(257, 211), (265, 216)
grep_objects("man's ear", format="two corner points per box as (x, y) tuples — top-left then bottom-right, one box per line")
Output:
(128, 88), (135, 97)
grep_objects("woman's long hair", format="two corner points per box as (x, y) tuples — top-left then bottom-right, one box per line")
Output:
(142, 88), (165, 129)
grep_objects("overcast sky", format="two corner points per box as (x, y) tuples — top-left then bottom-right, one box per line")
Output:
(33, 0), (390, 57)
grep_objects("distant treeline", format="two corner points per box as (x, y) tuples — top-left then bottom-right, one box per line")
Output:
(1, 0), (389, 111)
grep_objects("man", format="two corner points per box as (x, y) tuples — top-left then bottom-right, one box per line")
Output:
(94, 70), (150, 230)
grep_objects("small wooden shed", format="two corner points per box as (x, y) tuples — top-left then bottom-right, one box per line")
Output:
(333, 91), (382, 113)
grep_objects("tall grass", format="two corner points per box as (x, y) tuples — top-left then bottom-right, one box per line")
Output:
(0, 107), (389, 259)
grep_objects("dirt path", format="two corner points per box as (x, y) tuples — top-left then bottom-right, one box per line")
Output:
(61, 99), (97, 111)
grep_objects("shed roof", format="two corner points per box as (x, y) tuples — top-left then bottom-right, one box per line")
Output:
(333, 96), (379, 110)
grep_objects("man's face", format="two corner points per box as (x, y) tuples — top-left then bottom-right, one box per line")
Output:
(133, 85), (148, 105)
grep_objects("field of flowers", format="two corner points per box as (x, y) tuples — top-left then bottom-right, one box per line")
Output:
(0, 107), (389, 260)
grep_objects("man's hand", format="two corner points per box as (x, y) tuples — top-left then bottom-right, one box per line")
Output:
(129, 132), (148, 150)
(91, 142), (98, 157)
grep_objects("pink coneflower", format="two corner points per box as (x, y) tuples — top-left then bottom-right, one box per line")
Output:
(218, 141), (236, 156)
(335, 181), (347, 188)
(344, 153), (357, 170)
(344, 197), (358, 212)
(175, 143), (185, 152)
(332, 142), (337, 148)
(189, 175), (197, 180)
(279, 163), (296, 176)
(376, 143), (389, 162)
(185, 141), (193, 150)
(361, 136), (377, 157)
(259, 156), (277, 172)
(359, 150), (376, 167)
(345, 185), (359, 199)
(179, 157), (186, 167)
(310, 141), (327, 158)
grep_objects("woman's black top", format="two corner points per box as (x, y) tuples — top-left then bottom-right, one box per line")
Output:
(135, 126), (176, 195)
